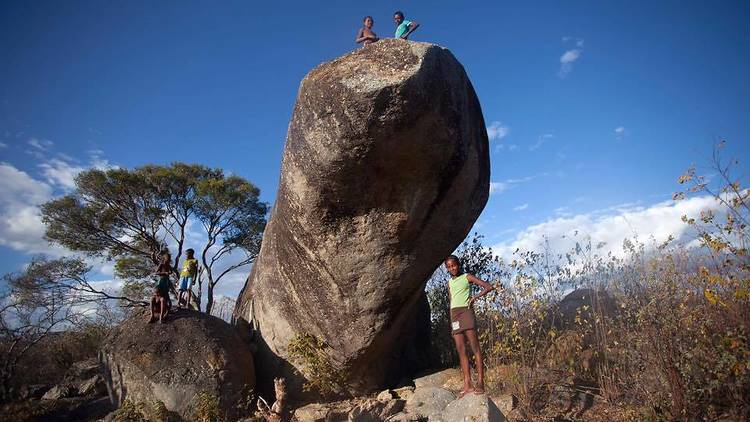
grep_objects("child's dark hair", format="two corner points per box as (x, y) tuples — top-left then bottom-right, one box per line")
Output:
(363, 15), (373, 22)
(445, 255), (461, 266)
(394, 10), (404, 19)
(186, 248), (194, 255)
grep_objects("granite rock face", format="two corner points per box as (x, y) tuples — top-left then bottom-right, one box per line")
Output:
(100, 310), (254, 420)
(235, 39), (490, 395)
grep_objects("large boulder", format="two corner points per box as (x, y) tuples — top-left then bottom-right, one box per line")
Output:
(100, 310), (254, 420)
(234, 39), (490, 395)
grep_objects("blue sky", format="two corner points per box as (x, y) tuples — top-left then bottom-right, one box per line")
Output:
(1, 1), (749, 296)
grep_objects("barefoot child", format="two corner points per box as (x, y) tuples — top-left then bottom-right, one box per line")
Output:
(355, 16), (379, 46)
(177, 248), (198, 309)
(149, 286), (167, 324)
(445, 255), (494, 397)
(148, 252), (172, 323)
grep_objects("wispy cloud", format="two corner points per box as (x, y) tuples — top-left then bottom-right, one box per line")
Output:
(486, 121), (509, 141)
(489, 182), (508, 195)
(489, 173), (549, 196)
(558, 37), (584, 78)
(513, 203), (529, 211)
(530, 134), (554, 151)
(28, 137), (53, 151)
(0, 142), (7, 148)
(614, 126), (626, 140)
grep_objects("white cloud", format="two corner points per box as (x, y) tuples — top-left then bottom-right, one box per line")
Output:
(492, 195), (723, 262)
(530, 134), (554, 151)
(38, 151), (115, 191)
(0, 142), (7, 148)
(489, 182), (508, 195)
(27, 137), (53, 151)
(0, 163), (58, 254)
(38, 159), (86, 190)
(558, 37), (584, 78)
(514, 203), (529, 211)
(614, 126), (626, 140)
(486, 121), (509, 141)
(560, 50), (580, 64)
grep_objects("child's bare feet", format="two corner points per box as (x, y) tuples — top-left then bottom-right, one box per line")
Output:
(473, 383), (485, 395)
(458, 388), (473, 399)
(147, 316), (156, 324)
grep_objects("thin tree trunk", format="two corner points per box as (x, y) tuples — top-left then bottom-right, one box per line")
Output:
(206, 280), (214, 315)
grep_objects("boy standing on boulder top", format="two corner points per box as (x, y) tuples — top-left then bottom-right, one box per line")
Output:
(177, 249), (198, 310)
(393, 10), (419, 40)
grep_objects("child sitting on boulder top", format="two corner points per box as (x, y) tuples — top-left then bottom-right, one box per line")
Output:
(149, 285), (168, 324)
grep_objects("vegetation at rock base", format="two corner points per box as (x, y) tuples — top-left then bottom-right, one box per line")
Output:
(194, 391), (223, 422)
(40, 163), (267, 314)
(111, 400), (150, 422)
(0, 256), (117, 402)
(287, 333), (349, 398)
(426, 142), (749, 420)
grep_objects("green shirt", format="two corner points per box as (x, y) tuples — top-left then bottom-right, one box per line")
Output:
(395, 20), (412, 38)
(449, 274), (471, 309)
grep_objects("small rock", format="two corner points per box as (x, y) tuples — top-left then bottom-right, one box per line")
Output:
(68, 358), (100, 380)
(492, 394), (518, 416)
(42, 384), (74, 400)
(349, 398), (405, 422)
(393, 386), (415, 402)
(405, 387), (455, 420)
(78, 374), (106, 397)
(293, 403), (331, 422)
(442, 393), (507, 422)
(377, 389), (396, 401)
(385, 412), (421, 422)
(414, 368), (462, 390)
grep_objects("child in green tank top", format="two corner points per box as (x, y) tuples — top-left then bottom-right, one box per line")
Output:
(445, 254), (494, 397)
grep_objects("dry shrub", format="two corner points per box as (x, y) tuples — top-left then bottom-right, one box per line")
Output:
(286, 333), (348, 398)
(427, 143), (749, 420)
(194, 391), (223, 422)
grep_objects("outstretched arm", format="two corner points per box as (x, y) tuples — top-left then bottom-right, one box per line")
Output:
(467, 274), (494, 306)
(401, 21), (420, 39)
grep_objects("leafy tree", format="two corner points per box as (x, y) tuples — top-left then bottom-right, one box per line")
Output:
(40, 163), (267, 314)
(194, 175), (266, 314)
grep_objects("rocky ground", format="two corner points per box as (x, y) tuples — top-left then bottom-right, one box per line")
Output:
(0, 357), (113, 421)
(0, 353), (617, 421)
